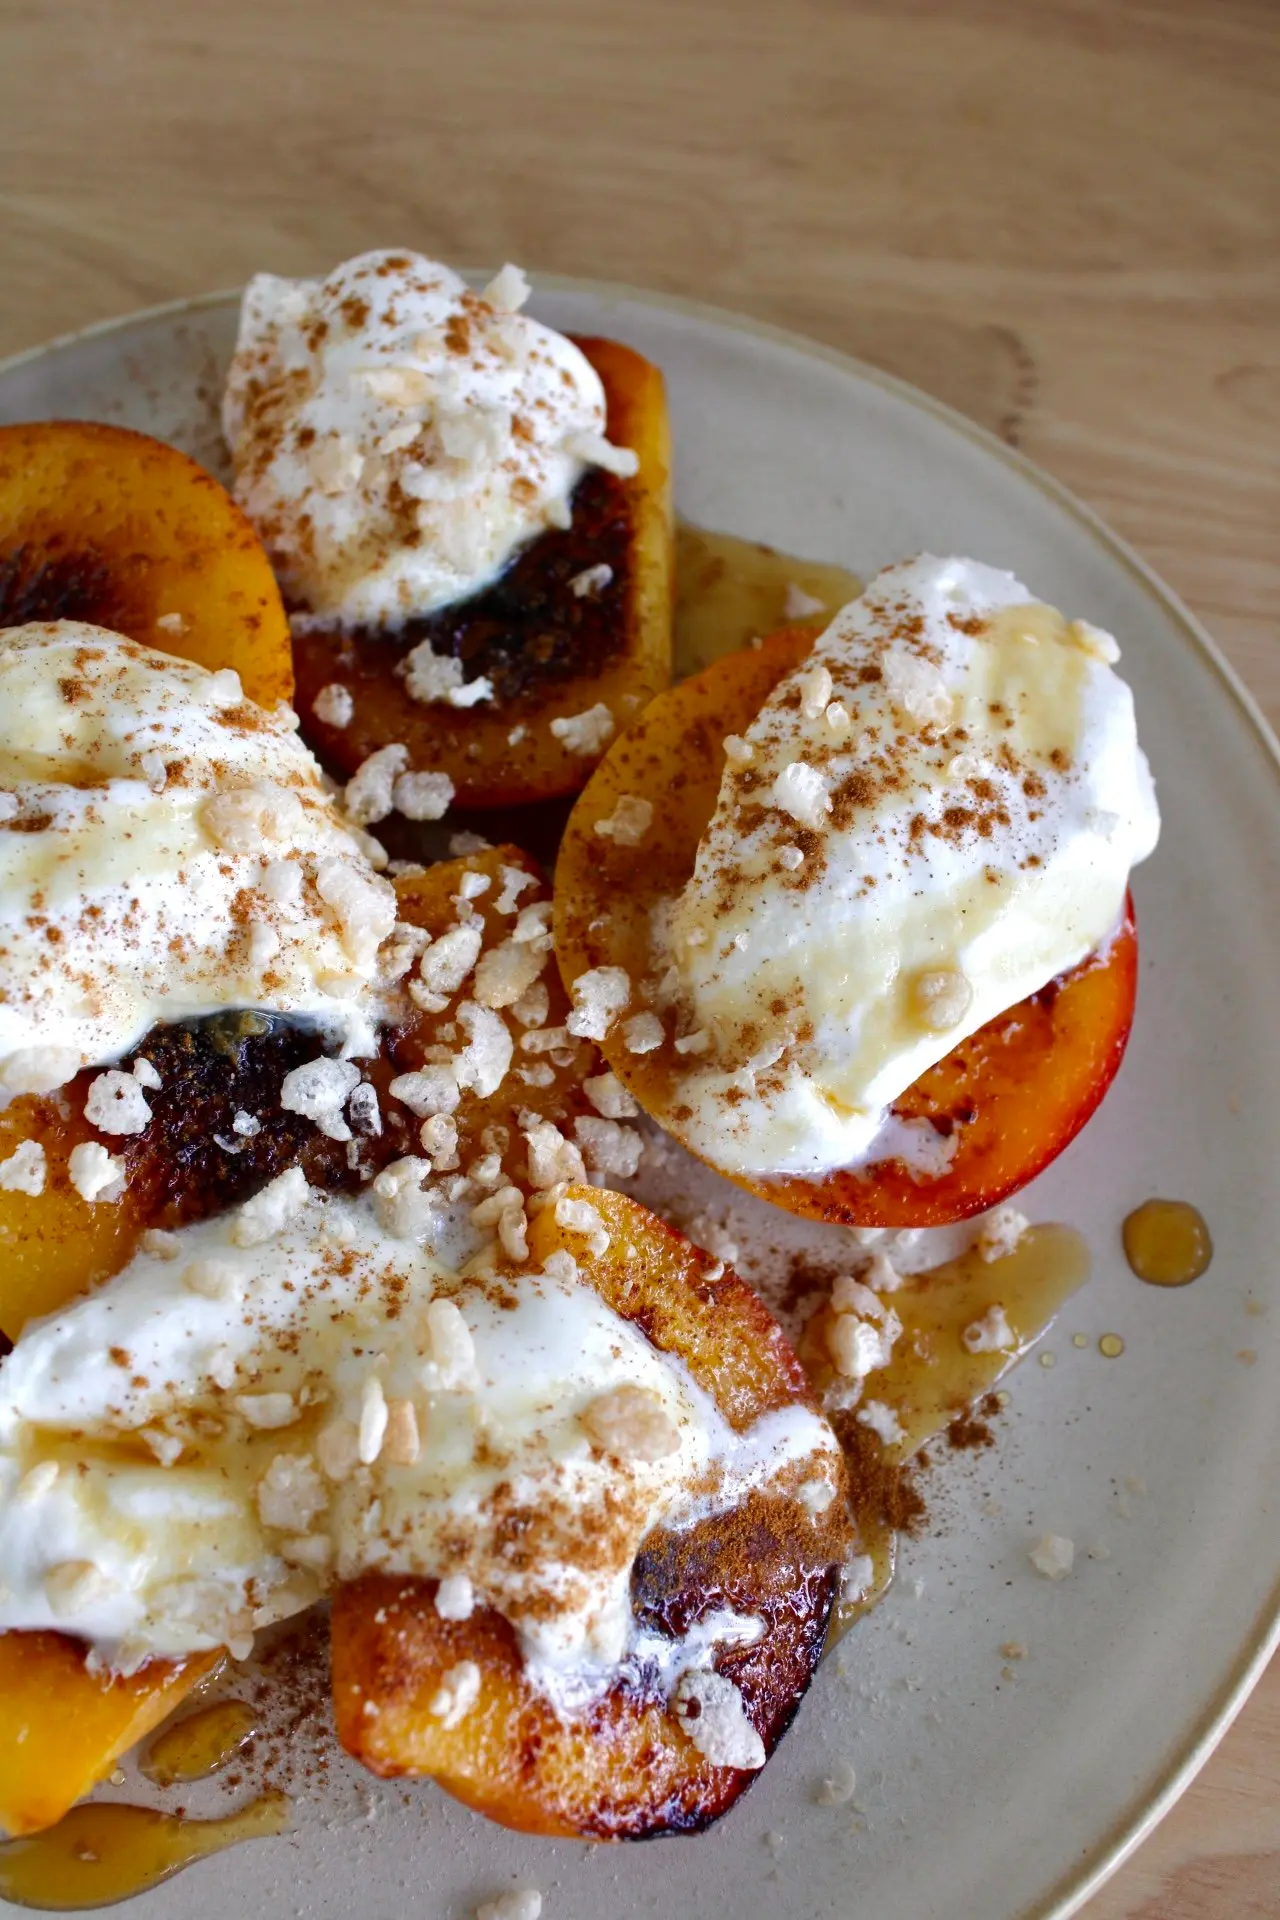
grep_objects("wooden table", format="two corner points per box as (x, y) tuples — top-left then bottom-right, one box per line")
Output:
(1, 1), (1276, 1910)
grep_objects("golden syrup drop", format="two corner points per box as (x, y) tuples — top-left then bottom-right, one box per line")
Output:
(674, 520), (862, 676)
(1072, 1333), (1089, 1348)
(141, 1700), (257, 1787)
(1122, 1198), (1212, 1286)
(1098, 1333), (1125, 1358)
(828, 1527), (896, 1644)
(1038, 1352), (1056, 1368)
(0, 1793), (290, 1910)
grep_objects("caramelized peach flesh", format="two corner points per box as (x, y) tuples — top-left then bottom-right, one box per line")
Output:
(292, 338), (673, 807)
(0, 1635), (219, 1840)
(554, 628), (1139, 1227)
(0, 847), (584, 1341)
(333, 1189), (850, 1838)
(0, 421), (293, 706)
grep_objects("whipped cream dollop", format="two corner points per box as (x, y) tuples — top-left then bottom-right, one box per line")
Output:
(223, 250), (632, 628)
(664, 556), (1161, 1177)
(0, 622), (397, 1094)
(0, 1180), (840, 1686)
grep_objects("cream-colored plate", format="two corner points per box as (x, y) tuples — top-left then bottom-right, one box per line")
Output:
(1, 282), (1277, 1920)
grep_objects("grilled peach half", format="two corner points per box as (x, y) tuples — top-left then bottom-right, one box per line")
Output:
(0, 421), (292, 706)
(0, 1635), (219, 1840)
(333, 1188), (852, 1838)
(0, 1012), (370, 1342)
(554, 627), (1139, 1228)
(292, 338), (673, 808)
(0, 846), (587, 1340)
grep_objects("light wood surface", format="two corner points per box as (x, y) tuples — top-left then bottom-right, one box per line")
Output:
(1, 2), (1277, 1911)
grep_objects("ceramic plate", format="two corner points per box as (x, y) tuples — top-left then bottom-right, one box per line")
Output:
(1, 282), (1278, 1920)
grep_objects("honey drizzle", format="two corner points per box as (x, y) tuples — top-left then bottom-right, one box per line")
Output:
(674, 521), (861, 676)
(0, 1793), (290, 1911)
(141, 1700), (258, 1787)
(828, 1224), (1090, 1639)
(1122, 1198), (1213, 1287)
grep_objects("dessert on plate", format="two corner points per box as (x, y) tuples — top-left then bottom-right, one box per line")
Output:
(0, 431), (846, 1851)
(0, 262), (1162, 1894)
(222, 251), (673, 810)
(556, 554), (1158, 1225)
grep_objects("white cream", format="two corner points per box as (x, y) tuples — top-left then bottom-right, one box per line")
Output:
(665, 556), (1160, 1177)
(223, 250), (631, 629)
(0, 1182), (839, 1688)
(0, 622), (397, 1093)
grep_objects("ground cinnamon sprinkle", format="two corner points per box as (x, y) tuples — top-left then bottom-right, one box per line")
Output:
(832, 1415), (928, 1537)
(237, 1609), (336, 1797)
(945, 1395), (1000, 1452)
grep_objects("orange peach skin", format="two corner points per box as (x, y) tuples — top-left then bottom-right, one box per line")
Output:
(554, 627), (1139, 1228)
(332, 1189), (850, 1838)
(0, 1091), (163, 1343)
(293, 338), (673, 807)
(0, 420), (293, 706)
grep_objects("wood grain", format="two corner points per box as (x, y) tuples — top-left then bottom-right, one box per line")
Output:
(0, 1), (1277, 1911)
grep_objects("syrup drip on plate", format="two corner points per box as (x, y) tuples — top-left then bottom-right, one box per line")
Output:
(141, 1700), (258, 1787)
(825, 1224), (1091, 1640)
(0, 1793), (290, 1910)
(674, 521), (861, 676)
(866, 1225), (1090, 1456)
(1122, 1198), (1213, 1286)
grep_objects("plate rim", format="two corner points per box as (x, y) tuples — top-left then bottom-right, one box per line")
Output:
(1, 273), (1277, 1920)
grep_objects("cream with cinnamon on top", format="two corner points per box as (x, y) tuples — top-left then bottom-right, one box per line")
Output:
(0, 1173), (841, 1704)
(658, 556), (1160, 1177)
(0, 621), (396, 1095)
(223, 250), (637, 634)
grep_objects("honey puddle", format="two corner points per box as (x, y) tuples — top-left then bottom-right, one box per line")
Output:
(829, 1224), (1091, 1638)
(675, 521), (861, 676)
(0, 1793), (290, 1911)
(141, 1700), (258, 1787)
(1122, 1198), (1212, 1287)
(872, 1224), (1091, 1457)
